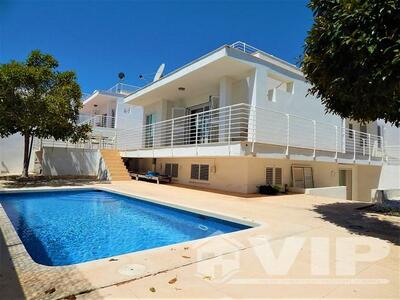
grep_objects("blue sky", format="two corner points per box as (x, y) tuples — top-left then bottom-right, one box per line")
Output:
(0, 0), (312, 93)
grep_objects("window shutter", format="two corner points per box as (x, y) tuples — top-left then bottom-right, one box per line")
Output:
(171, 164), (178, 178)
(165, 163), (171, 176)
(199, 165), (209, 181)
(275, 168), (282, 185)
(191, 164), (199, 180)
(266, 167), (273, 185)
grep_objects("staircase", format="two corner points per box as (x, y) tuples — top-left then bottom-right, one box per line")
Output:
(100, 149), (131, 181)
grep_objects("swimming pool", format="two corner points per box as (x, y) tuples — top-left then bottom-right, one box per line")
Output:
(0, 189), (251, 266)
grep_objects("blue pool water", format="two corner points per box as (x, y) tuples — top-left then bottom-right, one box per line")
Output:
(0, 190), (250, 266)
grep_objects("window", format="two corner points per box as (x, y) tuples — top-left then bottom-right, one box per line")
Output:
(165, 163), (179, 178)
(200, 165), (209, 181)
(266, 167), (274, 185)
(377, 125), (382, 148)
(292, 166), (314, 188)
(266, 167), (283, 186)
(191, 164), (209, 181)
(275, 168), (282, 185)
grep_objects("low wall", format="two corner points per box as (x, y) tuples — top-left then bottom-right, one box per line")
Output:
(289, 186), (347, 200)
(378, 164), (400, 189)
(42, 147), (107, 178)
(371, 188), (400, 204)
(0, 134), (34, 174)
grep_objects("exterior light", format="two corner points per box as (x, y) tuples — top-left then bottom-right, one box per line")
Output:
(178, 87), (185, 91)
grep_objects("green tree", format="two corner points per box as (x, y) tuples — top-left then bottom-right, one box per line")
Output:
(302, 0), (400, 126)
(0, 50), (91, 177)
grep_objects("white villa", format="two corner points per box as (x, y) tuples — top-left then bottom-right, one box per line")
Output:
(1, 42), (399, 201)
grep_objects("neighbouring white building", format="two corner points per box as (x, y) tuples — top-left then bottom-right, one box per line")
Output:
(0, 83), (142, 176)
(1, 42), (399, 201)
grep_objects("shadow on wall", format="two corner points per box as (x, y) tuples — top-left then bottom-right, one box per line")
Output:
(42, 148), (100, 177)
(313, 202), (400, 246)
(0, 162), (10, 174)
(97, 156), (110, 181)
(0, 177), (102, 188)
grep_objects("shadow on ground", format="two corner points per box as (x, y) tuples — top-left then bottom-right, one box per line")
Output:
(0, 176), (109, 189)
(313, 202), (400, 246)
(0, 230), (25, 299)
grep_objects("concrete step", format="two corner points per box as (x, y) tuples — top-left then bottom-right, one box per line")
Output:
(111, 176), (131, 181)
(100, 149), (130, 182)
(107, 167), (129, 172)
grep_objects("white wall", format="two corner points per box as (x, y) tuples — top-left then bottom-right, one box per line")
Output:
(378, 121), (400, 146)
(289, 186), (347, 200)
(115, 98), (143, 129)
(41, 147), (104, 177)
(0, 134), (34, 174)
(378, 163), (400, 189)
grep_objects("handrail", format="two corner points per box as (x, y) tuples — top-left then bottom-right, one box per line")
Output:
(79, 114), (117, 129)
(230, 41), (299, 70)
(116, 102), (384, 162)
(108, 83), (140, 95)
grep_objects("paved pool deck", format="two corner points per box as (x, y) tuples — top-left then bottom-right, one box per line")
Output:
(0, 181), (399, 299)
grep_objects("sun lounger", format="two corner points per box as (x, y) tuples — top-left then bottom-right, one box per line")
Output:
(129, 172), (171, 184)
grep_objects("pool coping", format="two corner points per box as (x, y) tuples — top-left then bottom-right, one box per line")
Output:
(0, 186), (266, 299)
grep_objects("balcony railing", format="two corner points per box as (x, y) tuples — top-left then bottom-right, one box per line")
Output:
(108, 83), (140, 95)
(231, 41), (260, 55)
(116, 103), (384, 162)
(80, 114), (116, 129)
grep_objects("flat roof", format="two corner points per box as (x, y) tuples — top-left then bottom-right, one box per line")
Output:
(124, 43), (304, 105)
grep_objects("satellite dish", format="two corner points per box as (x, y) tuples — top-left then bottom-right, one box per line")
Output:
(118, 72), (125, 81)
(153, 63), (165, 82)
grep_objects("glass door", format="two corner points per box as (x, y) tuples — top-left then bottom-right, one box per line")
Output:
(186, 103), (210, 144)
(145, 114), (155, 147)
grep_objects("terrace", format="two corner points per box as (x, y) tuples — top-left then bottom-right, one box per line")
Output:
(117, 103), (384, 165)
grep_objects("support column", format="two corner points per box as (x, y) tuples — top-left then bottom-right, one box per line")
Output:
(219, 76), (233, 108)
(219, 77), (233, 142)
(248, 66), (268, 108)
(247, 66), (268, 145)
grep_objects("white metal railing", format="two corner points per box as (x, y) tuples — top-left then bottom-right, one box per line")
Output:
(116, 103), (384, 162)
(79, 115), (116, 129)
(108, 83), (140, 95)
(230, 41), (299, 69)
(231, 41), (260, 55)
(117, 104), (252, 151)
(33, 135), (116, 151)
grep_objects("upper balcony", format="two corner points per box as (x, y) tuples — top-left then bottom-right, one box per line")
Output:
(107, 83), (140, 96)
(116, 103), (385, 165)
(82, 83), (140, 107)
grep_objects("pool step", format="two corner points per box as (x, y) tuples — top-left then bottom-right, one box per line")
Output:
(100, 150), (131, 181)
